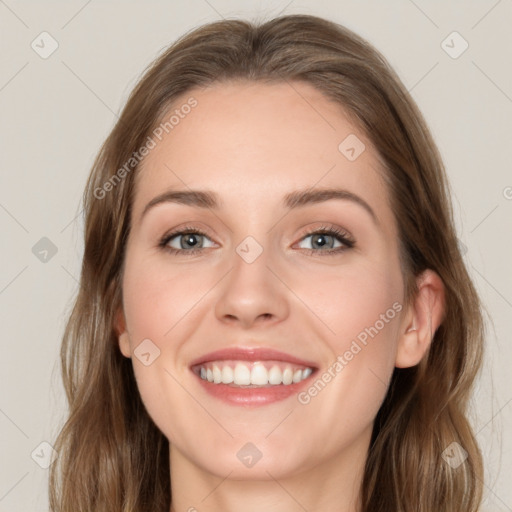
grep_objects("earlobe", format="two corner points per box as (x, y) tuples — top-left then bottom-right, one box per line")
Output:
(395, 269), (445, 368)
(114, 308), (132, 359)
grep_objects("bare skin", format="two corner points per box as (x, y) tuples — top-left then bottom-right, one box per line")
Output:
(115, 80), (445, 512)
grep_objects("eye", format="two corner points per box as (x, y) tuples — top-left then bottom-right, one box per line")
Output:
(158, 224), (355, 256)
(159, 226), (215, 255)
(296, 225), (355, 255)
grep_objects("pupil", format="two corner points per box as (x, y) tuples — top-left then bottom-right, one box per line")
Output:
(313, 234), (332, 249)
(183, 234), (199, 248)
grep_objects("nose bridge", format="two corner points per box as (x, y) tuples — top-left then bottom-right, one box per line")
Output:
(214, 230), (289, 327)
(230, 230), (276, 297)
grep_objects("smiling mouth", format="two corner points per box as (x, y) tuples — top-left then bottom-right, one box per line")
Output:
(192, 360), (314, 387)
(189, 346), (319, 405)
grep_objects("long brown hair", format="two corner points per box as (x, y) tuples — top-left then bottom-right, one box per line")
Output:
(49, 14), (484, 511)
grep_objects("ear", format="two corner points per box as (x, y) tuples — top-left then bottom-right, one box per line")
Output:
(395, 269), (446, 368)
(114, 307), (132, 358)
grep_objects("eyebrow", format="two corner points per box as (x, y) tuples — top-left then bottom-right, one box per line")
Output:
(141, 187), (378, 225)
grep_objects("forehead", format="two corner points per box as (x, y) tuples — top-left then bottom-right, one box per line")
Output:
(133, 80), (392, 226)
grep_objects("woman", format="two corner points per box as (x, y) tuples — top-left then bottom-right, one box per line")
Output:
(49, 14), (484, 512)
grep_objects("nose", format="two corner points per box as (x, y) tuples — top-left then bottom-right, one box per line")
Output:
(214, 244), (290, 329)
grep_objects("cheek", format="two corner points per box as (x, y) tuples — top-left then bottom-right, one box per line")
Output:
(335, 276), (401, 361)
(122, 254), (208, 347)
(302, 256), (402, 354)
(121, 263), (196, 443)
(119, 254), (222, 440)
(293, 258), (403, 436)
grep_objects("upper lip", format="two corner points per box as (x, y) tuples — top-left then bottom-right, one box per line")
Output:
(189, 347), (318, 369)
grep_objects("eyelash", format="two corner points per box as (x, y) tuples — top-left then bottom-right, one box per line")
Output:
(158, 224), (355, 257)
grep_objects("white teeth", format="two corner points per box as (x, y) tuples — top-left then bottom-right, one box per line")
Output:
(221, 365), (234, 384)
(233, 363), (251, 385)
(197, 361), (314, 387)
(268, 365), (282, 385)
(212, 364), (222, 383)
(302, 368), (312, 379)
(250, 363), (268, 385)
(282, 367), (293, 385)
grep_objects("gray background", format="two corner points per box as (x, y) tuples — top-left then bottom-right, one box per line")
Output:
(1, 1), (511, 510)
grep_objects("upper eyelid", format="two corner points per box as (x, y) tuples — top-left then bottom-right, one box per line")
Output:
(162, 225), (351, 238)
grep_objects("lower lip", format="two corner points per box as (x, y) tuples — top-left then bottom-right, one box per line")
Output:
(193, 372), (315, 406)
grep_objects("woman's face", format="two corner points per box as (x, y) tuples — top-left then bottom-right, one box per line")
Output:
(117, 80), (408, 480)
